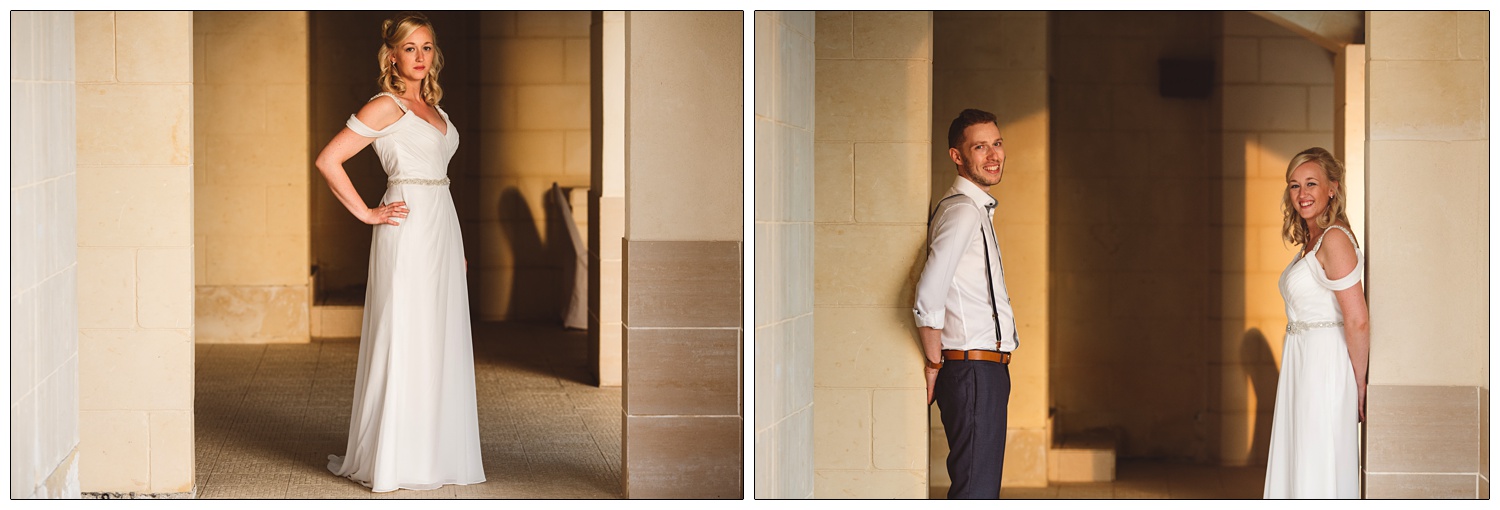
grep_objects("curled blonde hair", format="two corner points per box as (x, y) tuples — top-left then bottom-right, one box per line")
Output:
(1280, 147), (1354, 248)
(376, 12), (443, 106)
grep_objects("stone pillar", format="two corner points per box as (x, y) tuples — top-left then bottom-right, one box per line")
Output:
(12, 10), (81, 499)
(74, 11), (196, 496)
(1214, 11), (1336, 466)
(193, 11), (310, 344)
(928, 11), (1050, 490)
(1334, 44), (1366, 240)
(1364, 11), (1488, 499)
(753, 11), (816, 499)
(590, 10), (625, 387)
(811, 11), (932, 499)
(619, 11), (743, 499)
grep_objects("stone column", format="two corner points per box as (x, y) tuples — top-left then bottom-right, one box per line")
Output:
(590, 10), (625, 387)
(74, 11), (196, 496)
(619, 11), (744, 498)
(1334, 44), (1366, 240)
(1364, 11), (1488, 499)
(12, 10), (81, 499)
(811, 11), (932, 499)
(754, 11), (816, 499)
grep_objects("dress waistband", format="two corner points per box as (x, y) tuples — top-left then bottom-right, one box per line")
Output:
(388, 177), (450, 187)
(1286, 320), (1343, 335)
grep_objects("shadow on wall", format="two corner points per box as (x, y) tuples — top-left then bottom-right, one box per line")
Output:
(1240, 327), (1277, 463)
(496, 187), (584, 322)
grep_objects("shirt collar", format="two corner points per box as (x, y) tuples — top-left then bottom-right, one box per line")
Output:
(949, 176), (997, 210)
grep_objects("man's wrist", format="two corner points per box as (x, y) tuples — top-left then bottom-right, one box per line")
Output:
(925, 356), (944, 369)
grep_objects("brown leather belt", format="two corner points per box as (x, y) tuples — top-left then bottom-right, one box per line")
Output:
(942, 349), (1011, 365)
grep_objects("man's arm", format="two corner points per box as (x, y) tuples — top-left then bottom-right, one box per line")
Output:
(913, 201), (979, 330)
(914, 200), (979, 404)
(920, 326), (943, 404)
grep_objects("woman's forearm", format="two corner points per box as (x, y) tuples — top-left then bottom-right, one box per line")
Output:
(1344, 319), (1369, 385)
(318, 160), (374, 223)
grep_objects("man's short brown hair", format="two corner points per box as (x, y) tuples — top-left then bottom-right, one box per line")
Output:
(947, 108), (999, 149)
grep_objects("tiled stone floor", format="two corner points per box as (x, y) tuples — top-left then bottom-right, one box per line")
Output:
(981, 460), (1266, 499)
(194, 321), (621, 499)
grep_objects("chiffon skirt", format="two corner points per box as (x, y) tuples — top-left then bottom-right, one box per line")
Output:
(327, 184), (484, 492)
(1263, 327), (1359, 499)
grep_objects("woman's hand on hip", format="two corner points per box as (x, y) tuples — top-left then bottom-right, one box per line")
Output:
(364, 201), (409, 226)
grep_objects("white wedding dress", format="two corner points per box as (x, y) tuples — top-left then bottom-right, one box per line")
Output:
(1263, 225), (1361, 499)
(327, 93), (485, 492)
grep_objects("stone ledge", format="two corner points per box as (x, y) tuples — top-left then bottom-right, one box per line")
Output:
(1048, 431), (1118, 483)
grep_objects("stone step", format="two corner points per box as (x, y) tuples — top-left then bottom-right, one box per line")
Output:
(310, 305), (362, 338)
(1047, 433), (1117, 483)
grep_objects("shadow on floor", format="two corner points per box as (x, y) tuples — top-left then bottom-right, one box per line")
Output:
(193, 320), (621, 499)
(928, 459), (1267, 499)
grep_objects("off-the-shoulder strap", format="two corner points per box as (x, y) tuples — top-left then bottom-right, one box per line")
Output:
(1310, 224), (1363, 290)
(346, 93), (409, 138)
(1312, 224), (1358, 253)
(369, 92), (409, 113)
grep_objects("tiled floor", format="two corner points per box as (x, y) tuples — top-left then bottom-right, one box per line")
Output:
(987, 460), (1267, 499)
(194, 321), (622, 499)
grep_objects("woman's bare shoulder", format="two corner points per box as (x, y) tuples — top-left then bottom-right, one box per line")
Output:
(1316, 224), (1360, 274)
(354, 95), (406, 131)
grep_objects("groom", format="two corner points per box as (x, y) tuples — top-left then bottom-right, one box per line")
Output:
(913, 108), (1020, 499)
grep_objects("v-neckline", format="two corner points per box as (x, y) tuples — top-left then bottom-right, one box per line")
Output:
(405, 108), (449, 137)
(389, 94), (447, 136)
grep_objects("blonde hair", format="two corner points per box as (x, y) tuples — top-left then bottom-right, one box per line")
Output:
(1280, 147), (1354, 247)
(376, 12), (443, 106)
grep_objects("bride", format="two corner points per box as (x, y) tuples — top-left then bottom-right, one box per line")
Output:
(314, 12), (484, 492)
(1263, 147), (1368, 499)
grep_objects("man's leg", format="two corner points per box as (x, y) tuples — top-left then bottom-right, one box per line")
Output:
(936, 360), (1010, 499)
(980, 362), (1010, 494)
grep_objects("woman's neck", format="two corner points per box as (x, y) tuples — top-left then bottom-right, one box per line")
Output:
(400, 81), (422, 104)
(1304, 221), (1326, 254)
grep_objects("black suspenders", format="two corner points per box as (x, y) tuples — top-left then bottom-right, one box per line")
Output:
(929, 194), (1018, 351)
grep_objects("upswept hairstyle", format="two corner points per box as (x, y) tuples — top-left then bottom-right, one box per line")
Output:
(1280, 147), (1355, 248)
(946, 108), (999, 150)
(377, 12), (444, 106)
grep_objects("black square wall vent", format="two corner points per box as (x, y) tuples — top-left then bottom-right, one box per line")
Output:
(1159, 58), (1214, 99)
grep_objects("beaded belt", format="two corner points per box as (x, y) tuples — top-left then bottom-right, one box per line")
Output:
(1286, 320), (1343, 334)
(388, 177), (450, 186)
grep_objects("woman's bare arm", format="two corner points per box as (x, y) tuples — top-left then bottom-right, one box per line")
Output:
(1320, 230), (1370, 421)
(314, 98), (408, 225)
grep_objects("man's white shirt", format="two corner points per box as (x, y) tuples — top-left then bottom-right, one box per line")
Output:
(913, 176), (1019, 353)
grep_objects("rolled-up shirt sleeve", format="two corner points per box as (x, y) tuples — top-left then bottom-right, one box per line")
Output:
(913, 200), (978, 329)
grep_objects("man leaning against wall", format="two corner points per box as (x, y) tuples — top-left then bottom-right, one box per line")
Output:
(913, 108), (1021, 499)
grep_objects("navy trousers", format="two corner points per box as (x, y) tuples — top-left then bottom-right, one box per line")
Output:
(934, 359), (1011, 499)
